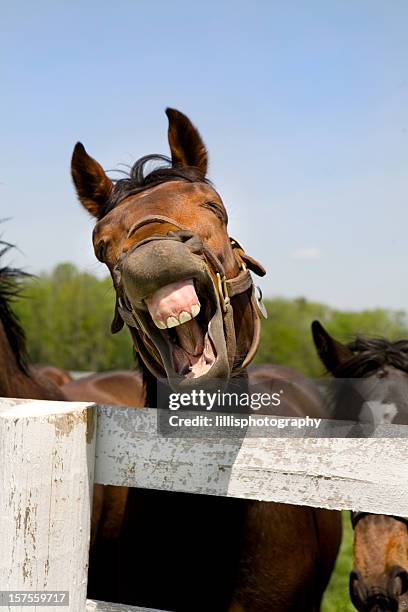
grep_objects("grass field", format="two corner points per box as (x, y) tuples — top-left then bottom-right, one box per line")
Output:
(322, 512), (354, 612)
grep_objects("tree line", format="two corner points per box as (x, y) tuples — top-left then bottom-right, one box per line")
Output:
(13, 263), (408, 376)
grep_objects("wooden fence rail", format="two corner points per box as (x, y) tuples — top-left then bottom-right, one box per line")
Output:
(1, 397), (408, 611)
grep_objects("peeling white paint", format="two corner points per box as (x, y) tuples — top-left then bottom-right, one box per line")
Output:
(94, 405), (408, 516)
(0, 398), (95, 611)
(2, 397), (408, 612)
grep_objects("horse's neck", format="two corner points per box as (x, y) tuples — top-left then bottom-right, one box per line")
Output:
(0, 323), (64, 400)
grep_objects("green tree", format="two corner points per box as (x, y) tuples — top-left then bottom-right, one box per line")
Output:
(255, 298), (408, 376)
(13, 265), (408, 375)
(14, 263), (135, 371)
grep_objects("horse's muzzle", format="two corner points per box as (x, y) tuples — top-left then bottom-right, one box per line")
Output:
(118, 239), (233, 390)
(350, 566), (408, 612)
(121, 239), (209, 307)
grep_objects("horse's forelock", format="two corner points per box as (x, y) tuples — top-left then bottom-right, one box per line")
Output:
(334, 336), (408, 377)
(104, 154), (211, 215)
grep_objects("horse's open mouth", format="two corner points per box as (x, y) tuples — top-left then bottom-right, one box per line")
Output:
(145, 279), (217, 379)
(120, 238), (231, 388)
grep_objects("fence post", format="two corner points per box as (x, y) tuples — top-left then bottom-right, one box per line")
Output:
(0, 398), (95, 611)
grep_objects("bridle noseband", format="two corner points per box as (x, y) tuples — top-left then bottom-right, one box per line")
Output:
(113, 214), (267, 377)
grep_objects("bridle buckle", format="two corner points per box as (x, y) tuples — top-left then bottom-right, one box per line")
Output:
(216, 272), (230, 313)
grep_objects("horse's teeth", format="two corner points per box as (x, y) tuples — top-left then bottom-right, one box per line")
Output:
(154, 319), (166, 329)
(191, 304), (200, 318)
(179, 311), (192, 324)
(157, 308), (200, 328)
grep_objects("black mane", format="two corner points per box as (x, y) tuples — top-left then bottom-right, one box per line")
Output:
(0, 242), (30, 373)
(335, 336), (408, 377)
(106, 154), (210, 213)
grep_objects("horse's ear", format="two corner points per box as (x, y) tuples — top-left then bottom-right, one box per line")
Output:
(71, 142), (113, 219)
(166, 108), (208, 176)
(311, 320), (353, 373)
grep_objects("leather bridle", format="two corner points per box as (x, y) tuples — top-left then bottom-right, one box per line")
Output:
(113, 214), (267, 379)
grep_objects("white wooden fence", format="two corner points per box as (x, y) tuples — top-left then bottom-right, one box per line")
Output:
(1, 397), (408, 611)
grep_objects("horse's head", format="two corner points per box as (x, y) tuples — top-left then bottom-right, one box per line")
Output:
(350, 514), (408, 612)
(312, 322), (408, 611)
(311, 321), (408, 425)
(71, 109), (266, 390)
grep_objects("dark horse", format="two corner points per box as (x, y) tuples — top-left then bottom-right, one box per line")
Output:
(0, 240), (142, 552)
(0, 242), (65, 401)
(312, 321), (408, 612)
(71, 108), (341, 611)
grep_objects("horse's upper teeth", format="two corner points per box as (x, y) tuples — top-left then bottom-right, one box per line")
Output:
(179, 311), (192, 324)
(191, 304), (200, 318)
(154, 319), (167, 329)
(154, 304), (201, 329)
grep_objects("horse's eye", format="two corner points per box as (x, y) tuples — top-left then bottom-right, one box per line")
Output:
(203, 201), (226, 221)
(96, 240), (108, 262)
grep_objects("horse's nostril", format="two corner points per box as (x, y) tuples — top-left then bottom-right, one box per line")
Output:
(350, 569), (369, 609)
(388, 566), (408, 599)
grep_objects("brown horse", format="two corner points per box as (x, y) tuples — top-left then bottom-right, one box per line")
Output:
(0, 244), (65, 401)
(62, 369), (144, 405)
(350, 513), (408, 612)
(0, 243), (141, 581)
(312, 321), (408, 612)
(34, 364), (73, 386)
(71, 108), (341, 611)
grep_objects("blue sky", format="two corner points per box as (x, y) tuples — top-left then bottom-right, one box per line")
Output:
(1, 1), (407, 309)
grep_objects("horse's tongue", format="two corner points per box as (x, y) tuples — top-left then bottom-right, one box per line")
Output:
(175, 318), (204, 356)
(172, 333), (216, 378)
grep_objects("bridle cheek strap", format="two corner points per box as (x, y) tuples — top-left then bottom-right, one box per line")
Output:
(226, 240), (264, 369)
(241, 293), (262, 369)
